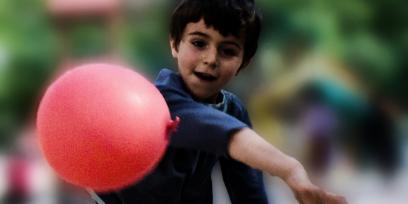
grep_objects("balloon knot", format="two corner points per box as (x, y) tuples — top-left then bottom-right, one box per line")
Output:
(166, 116), (180, 140)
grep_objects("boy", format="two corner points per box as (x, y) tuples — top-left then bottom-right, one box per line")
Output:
(97, 0), (347, 203)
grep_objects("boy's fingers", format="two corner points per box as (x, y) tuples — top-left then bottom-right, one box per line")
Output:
(323, 192), (348, 204)
(293, 184), (347, 204)
(295, 189), (324, 204)
(298, 190), (347, 204)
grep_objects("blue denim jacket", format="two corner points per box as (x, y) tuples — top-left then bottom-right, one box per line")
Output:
(97, 68), (268, 204)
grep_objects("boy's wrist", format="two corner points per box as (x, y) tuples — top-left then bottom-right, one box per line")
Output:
(281, 159), (313, 191)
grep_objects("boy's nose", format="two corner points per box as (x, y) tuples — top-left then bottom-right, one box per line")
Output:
(203, 49), (219, 69)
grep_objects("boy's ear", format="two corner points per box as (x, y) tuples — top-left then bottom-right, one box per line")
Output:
(169, 38), (178, 58)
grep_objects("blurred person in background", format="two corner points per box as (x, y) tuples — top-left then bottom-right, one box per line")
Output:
(295, 83), (339, 180)
(3, 148), (30, 204)
(354, 93), (402, 178)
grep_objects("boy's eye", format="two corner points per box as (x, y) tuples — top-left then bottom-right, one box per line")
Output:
(220, 47), (239, 58)
(191, 39), (207, 49)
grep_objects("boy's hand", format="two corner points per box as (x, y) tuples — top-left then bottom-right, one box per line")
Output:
(284, 164), (347, 204)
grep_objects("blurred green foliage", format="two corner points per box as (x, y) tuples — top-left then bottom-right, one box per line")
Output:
(122, 3), (173, 77)
(0, 0), (58, 147)
(257, 0), (407, 105)
(67, 22), (111, 58)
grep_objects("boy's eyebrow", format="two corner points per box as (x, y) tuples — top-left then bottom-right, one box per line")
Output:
(188, 31), (242, 49)
(189, 31), (209, 38)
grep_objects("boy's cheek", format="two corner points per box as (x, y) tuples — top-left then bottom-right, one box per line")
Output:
(180, 55), (199, 69)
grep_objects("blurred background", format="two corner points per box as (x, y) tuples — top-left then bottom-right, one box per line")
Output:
(0, 0), (407, 203)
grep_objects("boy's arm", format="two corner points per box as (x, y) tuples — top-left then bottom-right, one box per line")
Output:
(229, 128), (347, 204)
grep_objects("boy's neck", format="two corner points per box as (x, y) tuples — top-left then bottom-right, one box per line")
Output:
(194, 91), (223, 104)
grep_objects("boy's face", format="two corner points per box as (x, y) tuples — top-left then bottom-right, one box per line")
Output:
(170, 19), (244, 102)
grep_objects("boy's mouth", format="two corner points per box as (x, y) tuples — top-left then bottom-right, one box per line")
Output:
(194, 71), (217, 82)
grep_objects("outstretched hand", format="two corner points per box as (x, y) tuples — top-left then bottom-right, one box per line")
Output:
(284, 165), (347, 204)
(292, 183), (347, 204)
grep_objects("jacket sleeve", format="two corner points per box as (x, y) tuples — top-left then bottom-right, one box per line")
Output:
(220, 156), (268, 204)
(158, 86), (248, 156)
(219, 105), (269, 204)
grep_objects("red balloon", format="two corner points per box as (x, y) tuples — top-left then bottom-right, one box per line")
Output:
(37, 63), (178, 192)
